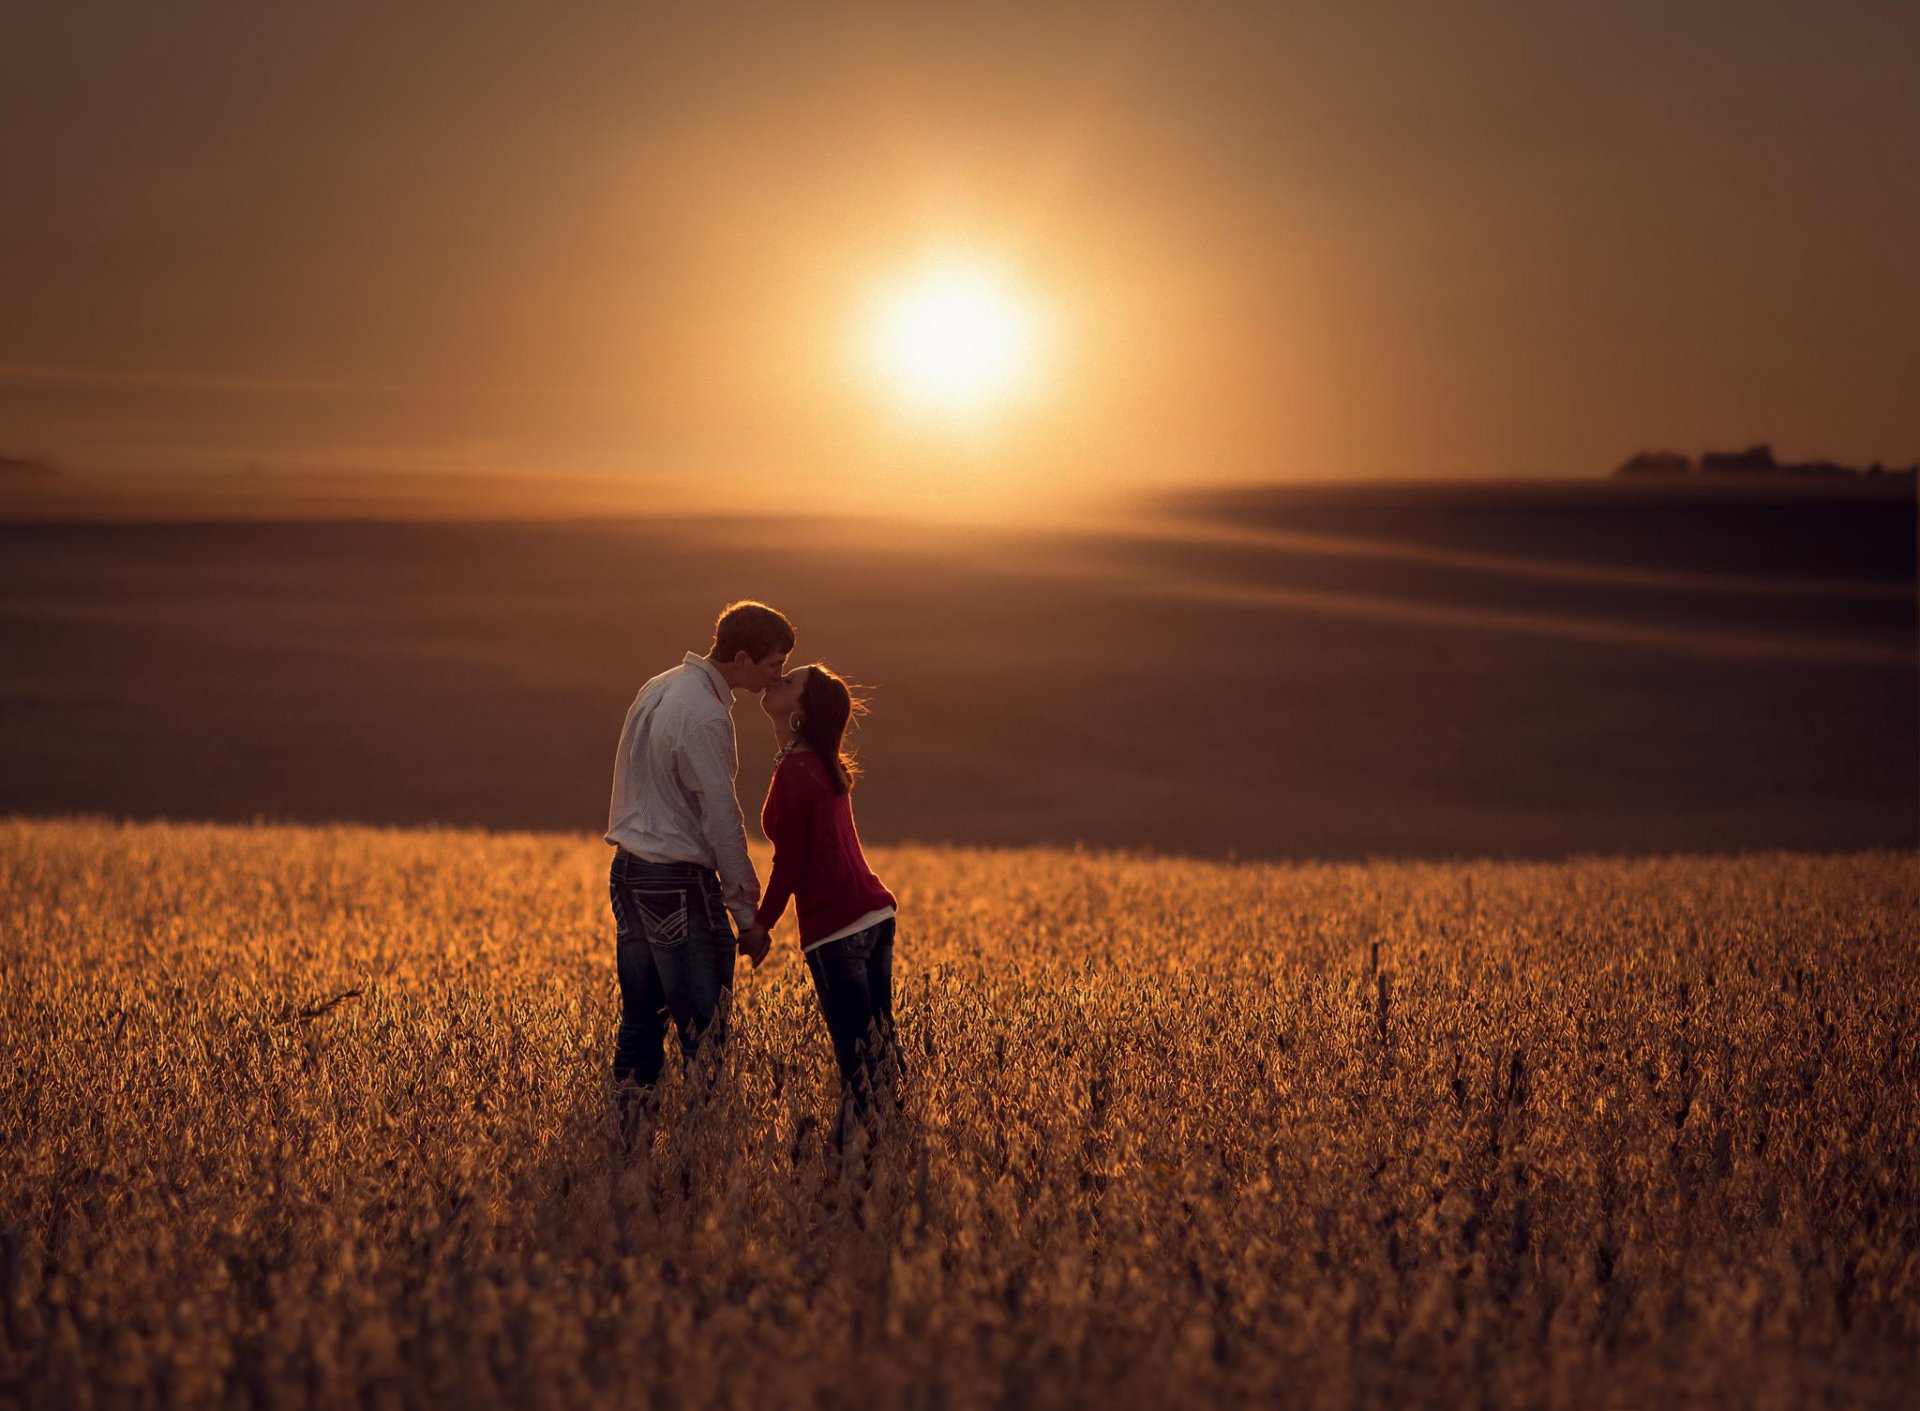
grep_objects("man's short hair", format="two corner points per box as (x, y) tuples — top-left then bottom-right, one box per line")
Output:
(709, 601), (795, 664)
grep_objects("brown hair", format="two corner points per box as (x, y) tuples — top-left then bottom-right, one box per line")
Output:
(709, 600), (794, 665)
(796, 663), (862, 795)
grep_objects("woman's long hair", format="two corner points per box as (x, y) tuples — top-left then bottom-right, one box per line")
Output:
(797, 664), (861, 795)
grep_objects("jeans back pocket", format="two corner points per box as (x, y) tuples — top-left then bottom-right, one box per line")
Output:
(630, 886), (692, 948)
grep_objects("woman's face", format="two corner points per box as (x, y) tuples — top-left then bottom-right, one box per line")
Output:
(759, 666), (807, 720)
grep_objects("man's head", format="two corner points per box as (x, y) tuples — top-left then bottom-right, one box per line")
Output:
(707, 600), (794, 692)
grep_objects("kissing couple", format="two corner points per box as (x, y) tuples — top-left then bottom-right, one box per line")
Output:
(603, 600), (899, 1144)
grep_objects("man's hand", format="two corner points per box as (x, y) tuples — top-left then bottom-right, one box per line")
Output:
(738, 922), (773, 969)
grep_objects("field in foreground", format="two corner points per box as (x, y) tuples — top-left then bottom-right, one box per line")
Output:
(2, 820), (1916, 1409)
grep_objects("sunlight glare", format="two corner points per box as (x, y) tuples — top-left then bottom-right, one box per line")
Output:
(864, 263), (1043, 419)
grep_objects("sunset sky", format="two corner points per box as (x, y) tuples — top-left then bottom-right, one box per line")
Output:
(4, 0), (1916, 503)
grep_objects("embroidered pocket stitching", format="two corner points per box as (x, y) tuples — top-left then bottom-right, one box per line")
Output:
(634, 889), (690, 946)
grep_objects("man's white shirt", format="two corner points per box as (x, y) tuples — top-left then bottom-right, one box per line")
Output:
(606, 652), (761, 931)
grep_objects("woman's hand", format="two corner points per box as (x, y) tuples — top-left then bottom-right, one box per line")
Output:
(738, 921), (773, 969)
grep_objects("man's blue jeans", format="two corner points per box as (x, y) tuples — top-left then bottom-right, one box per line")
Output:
(609, 850), (737, 1090)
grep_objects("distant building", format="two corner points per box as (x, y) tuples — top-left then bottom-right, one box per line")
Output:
(1613, 450), (1692, 478)
(1608, 442), (1913, 483)
(1699, 443), (1777, 474)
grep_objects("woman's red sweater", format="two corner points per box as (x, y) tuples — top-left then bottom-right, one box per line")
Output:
(755, 750), (896, 947)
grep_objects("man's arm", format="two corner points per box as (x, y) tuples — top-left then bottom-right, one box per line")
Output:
(676, 715), (761, 933)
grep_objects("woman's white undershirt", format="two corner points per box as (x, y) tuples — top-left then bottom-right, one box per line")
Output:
(803, 906), (897, 953)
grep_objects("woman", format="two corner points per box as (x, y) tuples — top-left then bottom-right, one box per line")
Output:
(755, 664), (902, 1137)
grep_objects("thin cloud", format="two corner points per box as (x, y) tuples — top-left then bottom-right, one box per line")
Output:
(0, 363), (610, 399)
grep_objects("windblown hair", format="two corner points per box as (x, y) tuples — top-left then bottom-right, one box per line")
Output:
(709, 600), (794, 665)
(797, 663), (863, 795)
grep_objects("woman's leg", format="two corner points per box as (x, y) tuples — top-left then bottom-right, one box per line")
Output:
(805, 940), (874, 1096)
(865, 918), (904, 1103)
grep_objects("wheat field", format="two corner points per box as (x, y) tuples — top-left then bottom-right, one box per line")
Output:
(2, 818), (1915, 1409)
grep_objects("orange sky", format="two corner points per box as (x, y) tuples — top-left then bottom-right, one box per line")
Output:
(3, 1), (1916, 508)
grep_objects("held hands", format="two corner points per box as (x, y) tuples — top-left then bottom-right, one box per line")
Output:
(737, 921), (774, 969)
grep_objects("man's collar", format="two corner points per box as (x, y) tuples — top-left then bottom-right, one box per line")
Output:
(685, 651), (732, 704)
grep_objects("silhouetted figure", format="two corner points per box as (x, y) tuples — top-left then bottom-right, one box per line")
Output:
(755, 664), (902, 1150)
(605, 601), (792, 1134)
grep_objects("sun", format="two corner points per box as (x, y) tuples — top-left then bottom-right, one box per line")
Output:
(863, 263), (1044, 419)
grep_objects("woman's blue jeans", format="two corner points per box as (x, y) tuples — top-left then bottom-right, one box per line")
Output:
(803, 916), (902, 1138)
(609, 850), (736, 1090)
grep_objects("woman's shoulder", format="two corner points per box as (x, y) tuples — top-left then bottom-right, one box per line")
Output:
(776, 749), (832, 786)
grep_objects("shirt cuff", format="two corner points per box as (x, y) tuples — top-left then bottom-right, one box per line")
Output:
(729, 906), (757, 934)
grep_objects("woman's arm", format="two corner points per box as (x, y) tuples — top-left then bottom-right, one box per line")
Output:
(754, 760), (814, 933)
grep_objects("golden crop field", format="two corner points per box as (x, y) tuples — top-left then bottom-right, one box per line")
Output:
(2, 818), (1915, 1409)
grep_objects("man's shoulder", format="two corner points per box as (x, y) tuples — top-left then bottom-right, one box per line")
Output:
(634, 664), (682, 701)
(641, 660), (716, 699)
(646, 665), (733, 728)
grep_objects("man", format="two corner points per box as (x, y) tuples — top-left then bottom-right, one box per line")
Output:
(606, 600), (792, 1109)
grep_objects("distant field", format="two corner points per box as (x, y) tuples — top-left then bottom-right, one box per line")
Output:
(0, 479), (1913, 858)
(3, 818), (1916, 1408)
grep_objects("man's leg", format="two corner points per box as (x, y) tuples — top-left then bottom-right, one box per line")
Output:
(647, 878), (737, 1072)
(611, 877), (671, 1129)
